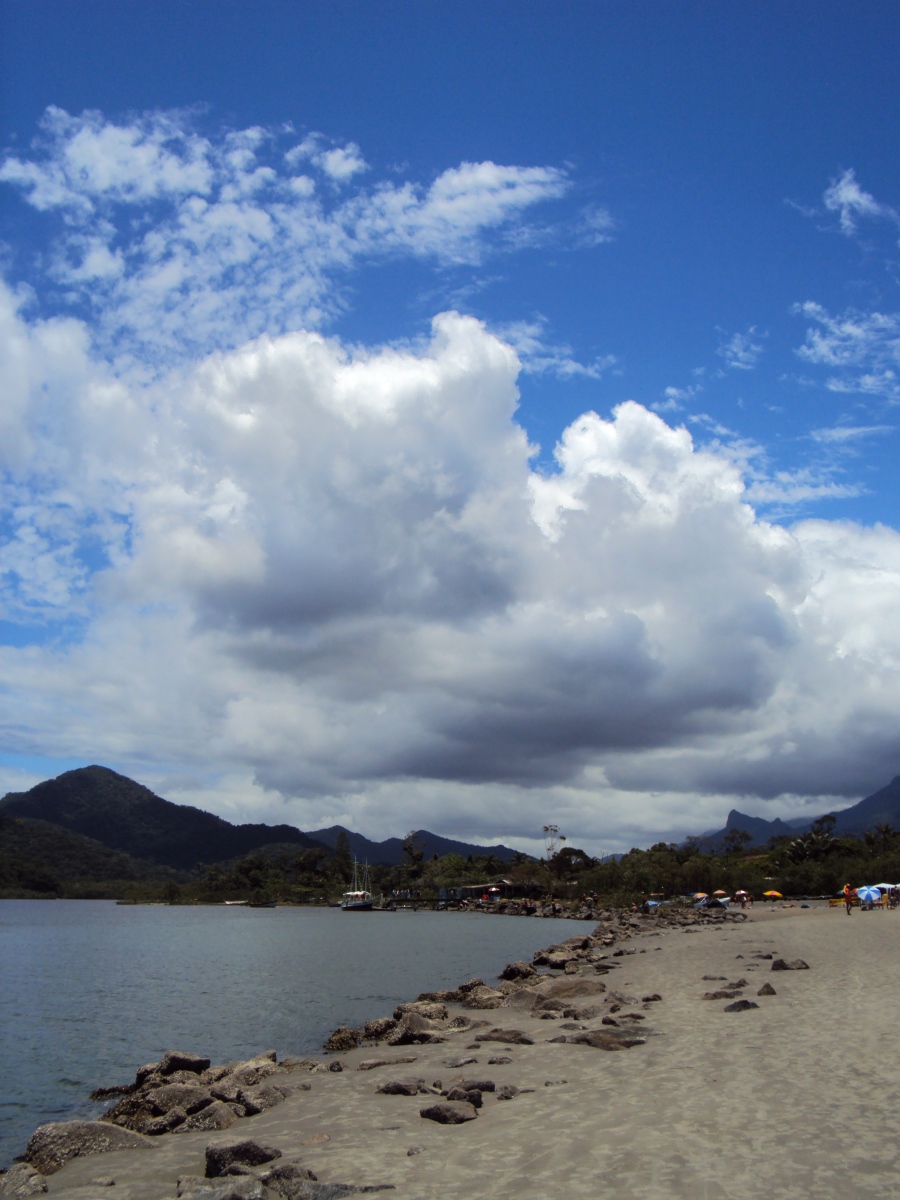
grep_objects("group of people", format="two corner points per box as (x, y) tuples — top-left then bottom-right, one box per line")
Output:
(842, 883), (900, 913)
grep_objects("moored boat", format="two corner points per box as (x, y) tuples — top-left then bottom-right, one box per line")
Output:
(341, 859), (374, 911)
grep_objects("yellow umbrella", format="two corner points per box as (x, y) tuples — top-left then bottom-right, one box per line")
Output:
(763, 889), (782, 898)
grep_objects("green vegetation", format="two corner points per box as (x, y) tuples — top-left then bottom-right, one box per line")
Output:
(4, 765), (900, 905)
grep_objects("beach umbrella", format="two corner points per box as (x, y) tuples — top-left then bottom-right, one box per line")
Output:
(872, 883), (896, 890)
(735, 889), (750, 896)
(693, 892), (708, 899)
(713, 889), (728, 896)
(857, 886), (882, 903)
(763, 890), (782, 898)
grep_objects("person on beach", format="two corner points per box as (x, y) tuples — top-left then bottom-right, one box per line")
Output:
(843, 883), (853, 914)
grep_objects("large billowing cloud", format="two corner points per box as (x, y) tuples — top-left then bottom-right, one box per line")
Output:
(2, 113), (900, 851)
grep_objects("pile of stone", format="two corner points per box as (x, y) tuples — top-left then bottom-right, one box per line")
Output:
(96, 1049), (324, 1140)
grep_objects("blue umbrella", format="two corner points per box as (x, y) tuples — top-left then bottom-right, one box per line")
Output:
(857, 886), (882, 903)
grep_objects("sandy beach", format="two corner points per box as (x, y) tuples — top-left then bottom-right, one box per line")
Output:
(19, 905), (900, 1200)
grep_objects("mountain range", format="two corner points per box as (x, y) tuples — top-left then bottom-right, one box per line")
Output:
(0, 765), (517, 873)
(698, 775), (900, 849)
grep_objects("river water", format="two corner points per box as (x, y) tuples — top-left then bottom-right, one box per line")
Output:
(0, 900), (586, 1166)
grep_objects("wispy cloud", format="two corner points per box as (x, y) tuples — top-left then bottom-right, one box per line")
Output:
(823, 168), (899, 236)
(652, 383), (701, 413)
(810, 424), (895, 445)
(717, 326), (765, 371)
(1, 107), (571, 371)
(794, 302), (900, 400)
(495, 318), (616, 380)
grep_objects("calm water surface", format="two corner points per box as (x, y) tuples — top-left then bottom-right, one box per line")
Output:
(0, 900), (586, 1165)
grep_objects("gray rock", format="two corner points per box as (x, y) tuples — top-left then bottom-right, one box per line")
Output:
(474, 1028), (533, 1045)
(460, 1079), (495, 1092)
(356, 1057), (418, 1072)
(324, 1027), (360, 1052)
(205, 1137), (282, 1178)
(0, 1163), (49, 1196)
(173, 1101), (238, 1133)
(456, 978), (485, 993)
(134, 1061), (162, 1087)
(757, 982), (777, 996)
(393, 1002), (447, 1022)
(442, 1056), (478, 1069)
(462, 986), (505, 1010)
(211, 1079), (245, 1106)
(385, 1013), (445, 1046)
(362, 1018), (397, 1041)
(239, 1083), (286, 1116)
(258, 1158), (317, 1187)
(148, 1084), (213, 1115)
(550, 1030), (645, 1050)
(771, 959), (809, 971)
(496, 1085), (519, 1101)
(445, 1087), (482, 1108)
(143, 1105), (188, 1135)
(419, 1101), (478, 1124)
(178, 1176), (267, 1200)
(724, 999), (760, 1012)
(160, 1051), (212, 1076)
(641, 994), (662, 1002)
(375, 1078), (421, 1096)
(25, 1121), (154, 1176)
(487, 1056), (512, 1065)
(500, 961), (536, 981)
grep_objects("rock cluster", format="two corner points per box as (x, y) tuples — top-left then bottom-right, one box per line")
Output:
(94, 1050), (319, 1142)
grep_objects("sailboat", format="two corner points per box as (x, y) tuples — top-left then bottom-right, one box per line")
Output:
(341, 859), (374, 911)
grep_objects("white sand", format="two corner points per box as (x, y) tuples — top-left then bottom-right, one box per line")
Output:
(42, 906), (900, 1200)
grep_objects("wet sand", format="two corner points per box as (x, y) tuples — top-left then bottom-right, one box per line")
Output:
(40, 905), (900, 1200)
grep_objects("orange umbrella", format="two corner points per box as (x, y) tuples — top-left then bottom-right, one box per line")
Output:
(693, 892), (708, 899)
(712, 889), (728, 896)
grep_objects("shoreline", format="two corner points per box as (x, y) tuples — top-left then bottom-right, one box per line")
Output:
(5, 903), (897, 1198)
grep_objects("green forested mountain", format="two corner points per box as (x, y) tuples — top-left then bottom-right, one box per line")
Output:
(0, 765), (326, 870)
(0, 812), (179, 896)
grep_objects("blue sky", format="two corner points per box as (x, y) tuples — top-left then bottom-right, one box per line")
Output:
(1, 2), (899, 851)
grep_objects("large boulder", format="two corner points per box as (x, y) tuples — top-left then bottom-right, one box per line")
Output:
(205, 1138), (282, 1178)
(362, 1018), (397, 1041)
(143, 1106), (188, 1135)
(417, 989), (463, 1004)
(500, 961), (536, 981)
(385, 1012), (445, 1046)
(420, 1101), (478, 1124)
(393, 1001), (447, 1022)
(462, 986), (504, 1010)
(456, 978), (484, 994)
(148, 1084), (213, 1115)
(25, 1121), (155, 1176)
(173, 1101), (238, 1134)
(160, 1051), (212, 1076)
(324, 1027), (359, 1053)
(239, 1083), (287, 1116)
(0, 1163), (48, 1196)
